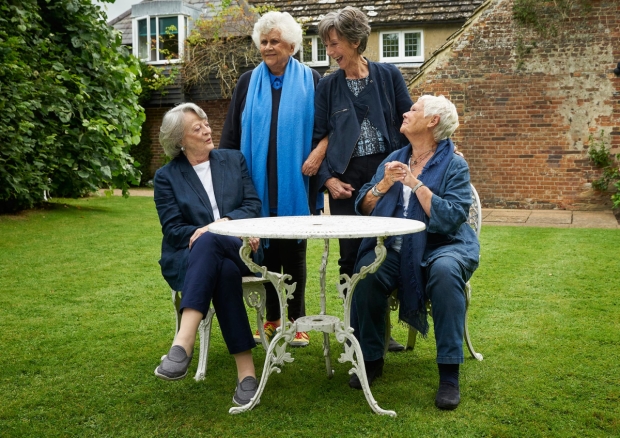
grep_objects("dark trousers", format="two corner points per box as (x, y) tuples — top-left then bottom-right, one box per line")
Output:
(328, 153), (387, 277)
(181, 232), (256, 355)
(351, 250), (470, 364)
(263, 238), (307, 322)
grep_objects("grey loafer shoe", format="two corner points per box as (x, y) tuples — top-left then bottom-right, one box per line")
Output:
(154, 345), (193, 381)
(232, 376), (259, 406)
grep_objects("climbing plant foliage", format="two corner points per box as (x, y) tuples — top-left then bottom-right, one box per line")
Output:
(0, 0), (145, 212)
(588, 131), (620, 209)
(512, 0), (592, 69)
(513, 0), (592, 37)
(182, 1), (274, 99)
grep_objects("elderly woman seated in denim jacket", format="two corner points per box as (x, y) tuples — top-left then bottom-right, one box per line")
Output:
(350, 95), (480, 411)
(153, 103), (262, 406)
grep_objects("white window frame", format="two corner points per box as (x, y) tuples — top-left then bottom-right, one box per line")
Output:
(379, 30), (424, 63)
(301, 36), (329, 67)
(132, 15), (187, 64)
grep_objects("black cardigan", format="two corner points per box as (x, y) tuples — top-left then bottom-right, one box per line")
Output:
(312, 61), (412, 189)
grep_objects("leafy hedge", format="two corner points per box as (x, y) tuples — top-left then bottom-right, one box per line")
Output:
(0, 0), (144, 212)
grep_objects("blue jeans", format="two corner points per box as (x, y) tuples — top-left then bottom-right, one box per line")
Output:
(181, 232), (256, 355)
(351, 249), (470, 364)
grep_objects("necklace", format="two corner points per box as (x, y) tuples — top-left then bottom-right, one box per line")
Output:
(409, 149), (435, 167)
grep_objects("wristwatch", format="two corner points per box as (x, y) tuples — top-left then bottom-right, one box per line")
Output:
(371, 184), (385, 197)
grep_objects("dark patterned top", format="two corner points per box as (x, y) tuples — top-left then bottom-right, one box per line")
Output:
(346, 77), (386, 157)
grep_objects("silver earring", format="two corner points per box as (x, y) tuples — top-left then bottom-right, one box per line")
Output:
(181, 146), (185, 152)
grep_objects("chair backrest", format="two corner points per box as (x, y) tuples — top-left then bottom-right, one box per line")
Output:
(468, 184), (482, 237)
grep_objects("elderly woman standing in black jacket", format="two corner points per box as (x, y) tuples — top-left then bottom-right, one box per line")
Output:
(311, 6), (413, 282)
(220, 11), (325, 349)
(309, 7), (413, 352)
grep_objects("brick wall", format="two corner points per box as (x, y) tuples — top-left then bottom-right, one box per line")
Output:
(410, 0), (620, 210)
(146, 99), (232, 176)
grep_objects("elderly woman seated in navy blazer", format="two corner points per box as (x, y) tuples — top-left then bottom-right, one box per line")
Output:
(350, 95), (480, 411)
(153, 103), (262, 406)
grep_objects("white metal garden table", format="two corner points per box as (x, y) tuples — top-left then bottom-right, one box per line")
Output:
(208, 215), (425, 417)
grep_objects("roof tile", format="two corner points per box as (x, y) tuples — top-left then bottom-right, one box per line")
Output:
(248, 0), (484, 25)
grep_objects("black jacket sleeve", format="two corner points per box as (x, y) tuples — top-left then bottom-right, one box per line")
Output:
(219, 70), (252, 150)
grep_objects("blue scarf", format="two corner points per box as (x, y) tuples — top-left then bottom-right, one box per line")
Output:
(357, 139), (455, 334)
(240, 58), (315, 218)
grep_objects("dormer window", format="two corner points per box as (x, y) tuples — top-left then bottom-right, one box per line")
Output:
(133, 15), (187, 63)
(130, 1), (200, 64)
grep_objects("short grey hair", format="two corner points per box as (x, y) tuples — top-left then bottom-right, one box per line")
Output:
(159, 103), (207, 158)
(318, 6), (370, 55)
(418, 95), (460, 142)
(252, 11), (303, 55)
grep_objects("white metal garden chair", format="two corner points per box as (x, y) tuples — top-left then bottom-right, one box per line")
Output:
(384, 183), (484, 361)
(170, 274), (277, 381)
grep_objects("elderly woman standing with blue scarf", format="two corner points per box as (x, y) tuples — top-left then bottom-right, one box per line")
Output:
(350, 95), (480, 411)
(220, 11), (323, 349)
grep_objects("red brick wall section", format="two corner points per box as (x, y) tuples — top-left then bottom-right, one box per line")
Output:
(410, 0), (620, 210)
(147, 99), (232, 176)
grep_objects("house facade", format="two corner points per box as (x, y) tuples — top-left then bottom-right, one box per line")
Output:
(249, 0), (484, 82)
(408, 0), (620, 210)
(109, 0), (484, 176)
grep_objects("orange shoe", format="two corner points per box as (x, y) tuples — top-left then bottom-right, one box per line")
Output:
(253, 321), (279, 343)
(289, 331), (309, 347)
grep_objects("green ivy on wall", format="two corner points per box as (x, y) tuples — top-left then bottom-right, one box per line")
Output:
(588, 131), (620, 209)
(512, 0), (592, 68)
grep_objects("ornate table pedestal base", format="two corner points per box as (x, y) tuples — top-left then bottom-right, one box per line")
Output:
(210, 216), (425, 416)
(229, 237), (396, 417)
(297, 315), (397, 417)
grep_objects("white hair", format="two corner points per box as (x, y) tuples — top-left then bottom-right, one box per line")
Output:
(159, 103), (207, 158)
(418, 95), (460, 142)
(252, 11), (302, 55)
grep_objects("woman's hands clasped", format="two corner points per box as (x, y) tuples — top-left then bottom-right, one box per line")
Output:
(383, 161), (419, 190)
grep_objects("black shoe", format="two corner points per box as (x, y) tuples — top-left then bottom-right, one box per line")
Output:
(435, 381), (460, 410)
(387, 337), (405, 352)
(349, 358), (384, 390)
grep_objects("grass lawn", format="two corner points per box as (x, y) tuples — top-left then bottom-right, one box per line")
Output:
(1, 195), (618, 437)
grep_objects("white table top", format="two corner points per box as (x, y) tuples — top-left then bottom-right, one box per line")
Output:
(208, 215), (425, 239)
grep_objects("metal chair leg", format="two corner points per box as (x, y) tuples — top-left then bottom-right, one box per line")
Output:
(194, 307), (215, 381)
(464, 282), (483, 361)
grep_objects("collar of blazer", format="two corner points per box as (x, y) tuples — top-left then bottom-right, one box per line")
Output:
(177, 151), (226, 218)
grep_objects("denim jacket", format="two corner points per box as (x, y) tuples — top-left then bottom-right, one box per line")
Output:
(355, 152), (480, 272)
(312, 61), (412, 188)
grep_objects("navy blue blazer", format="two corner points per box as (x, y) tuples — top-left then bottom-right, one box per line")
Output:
(154, 149), (261, 290)
(312, 60), (412, 188)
